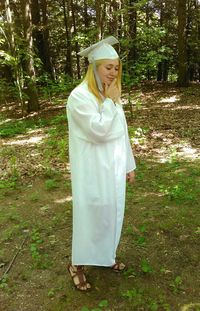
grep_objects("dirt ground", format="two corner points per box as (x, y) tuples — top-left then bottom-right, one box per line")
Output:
(0, 82), (200, 311)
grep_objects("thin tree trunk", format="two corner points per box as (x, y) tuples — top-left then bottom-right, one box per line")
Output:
(193, 0), (200, 82)
(95, 0), (102, 39)
(63, 0), (73, 77)
(71, 0), (81, 79)
(108, 1), (118, 37)
(157, 1), (164, 81)
(101, 0), (106, 38)
(177, 0), (189, 86)
(21, 0), (39, 112)
(156, 1), (169, 82)
(197, 0), (200, 81)
(5, 0), (24, 107)
(118, 0), (123, 37)
(40, 0), (53, 78)
(83, 0), (89, 70)
(128, 0), (137, 63)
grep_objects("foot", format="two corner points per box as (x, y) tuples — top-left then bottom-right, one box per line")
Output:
(68, 264), (91, 291)
(111, 262), (126, 272)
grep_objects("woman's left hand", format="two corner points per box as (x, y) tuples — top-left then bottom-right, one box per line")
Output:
(126, 171), (136, 184)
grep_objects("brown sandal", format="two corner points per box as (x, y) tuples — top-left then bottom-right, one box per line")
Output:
(111, 262), (126, 272)
(68, 264), (91, 291)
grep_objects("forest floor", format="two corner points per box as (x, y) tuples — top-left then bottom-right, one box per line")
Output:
(0, 82), (200, 311)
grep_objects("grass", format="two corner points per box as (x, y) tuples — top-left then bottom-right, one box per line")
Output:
(0, 118), (48, 138)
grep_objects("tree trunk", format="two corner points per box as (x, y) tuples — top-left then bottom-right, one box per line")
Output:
(118, 0), (123, 37)
(63, 0), (73, 77)
(177, 0), (189, 86)
(157, 62), (163, 81)
(5, 0), (24, 106)
(71, 0), (81, 79)
(108, 1), (118, 37)
(83, 0), (89, 70)
(128, 0), (137, 63)
(20, 0), (39, 112)
(40, 0), (53, 78)
(157, 1), (163, 81)
(101, 0), (106, 38)
(157, 61), (169, 81)
(156, 1), (169, 81)
(193, 0), (200, 81)
(95, 0), (102, 39)
(31, 0), (53, 79)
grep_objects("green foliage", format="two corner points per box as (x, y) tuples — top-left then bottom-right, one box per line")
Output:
(135, 225), (147, 246)
(123, 267), (136, 278)
(81, 300), (109, 311)
(122, 287), (144, 307)
(30, 229), (52, 269)
(0, 79), (19, 102)
(45, 179), (58, 190)
(122, 287), (171, 310)
(0, 118), (49, 138)
(140, 259), (154, 273)
(169, 276), (184, 294)
(41, 113), (68, 165)
(122, 24), (174, 85)
(128, 126), (149, 145)
(0, 274), (9, 291)
(159, 183), (196, 202)
(0, 177), (18, 190)
(195, 227), (200, 234)
(0, 120), (32, 138)
(29, 192), (40, 202)
(38, 73), (79, 100)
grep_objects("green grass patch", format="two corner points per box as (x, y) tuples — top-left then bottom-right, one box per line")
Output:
(45, 179), (59, 190)
(0, 118), (50, 138)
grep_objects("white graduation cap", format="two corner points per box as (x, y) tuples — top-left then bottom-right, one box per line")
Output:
(78, 36), (119, 63)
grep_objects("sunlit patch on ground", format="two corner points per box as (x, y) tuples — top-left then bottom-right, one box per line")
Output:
(130, 125), (200, 163)
(153, 140), (199, 163)
(161, 104), (200, 111)
(0, 118), (13, 126)
(158, 95), (180, 103)
(2, 134), (48, 146)
(2, 129), (48, 146)
(54, 196), (72, 203)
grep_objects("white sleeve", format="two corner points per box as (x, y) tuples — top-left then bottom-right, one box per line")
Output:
(126, 133), (136, 173)
(67, 90), (124, 144)
(120, 108), (136, 173)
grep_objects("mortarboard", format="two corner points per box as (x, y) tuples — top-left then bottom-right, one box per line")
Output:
(78, 36), (119, 63)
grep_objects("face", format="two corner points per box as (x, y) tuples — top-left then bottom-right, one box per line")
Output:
(97, 59), (119, 86)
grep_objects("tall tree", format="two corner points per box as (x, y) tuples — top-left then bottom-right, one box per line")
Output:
(71, 0), (81, 79)
(31, 0), (53, 78)
(63, 0), (73, 77)
(4, 0), (24, 105)
(40, 0), (53, 77)
(95, 0), (102, 39)
(157, 1), (169, 81)
(108, 1), (118, 37)
(128, 0), (137, 63)
(83, 0), (89, 70)
(177, 0), (189, 86)
(20, 0), (39, 112)
(187, 0), (200, 81)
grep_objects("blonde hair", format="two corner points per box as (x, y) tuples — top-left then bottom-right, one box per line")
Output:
(83, 59), (122, 103)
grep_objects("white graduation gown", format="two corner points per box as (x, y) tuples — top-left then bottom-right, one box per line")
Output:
(66, 82), (136, 266)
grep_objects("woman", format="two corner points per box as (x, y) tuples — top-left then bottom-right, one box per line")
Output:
(66, 36), (136, 291)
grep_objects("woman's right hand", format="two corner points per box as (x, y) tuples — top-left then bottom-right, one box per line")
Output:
(104, 79), (120, 102)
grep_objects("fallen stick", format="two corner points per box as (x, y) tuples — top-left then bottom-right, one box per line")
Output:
(0, 234), (28, 282)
